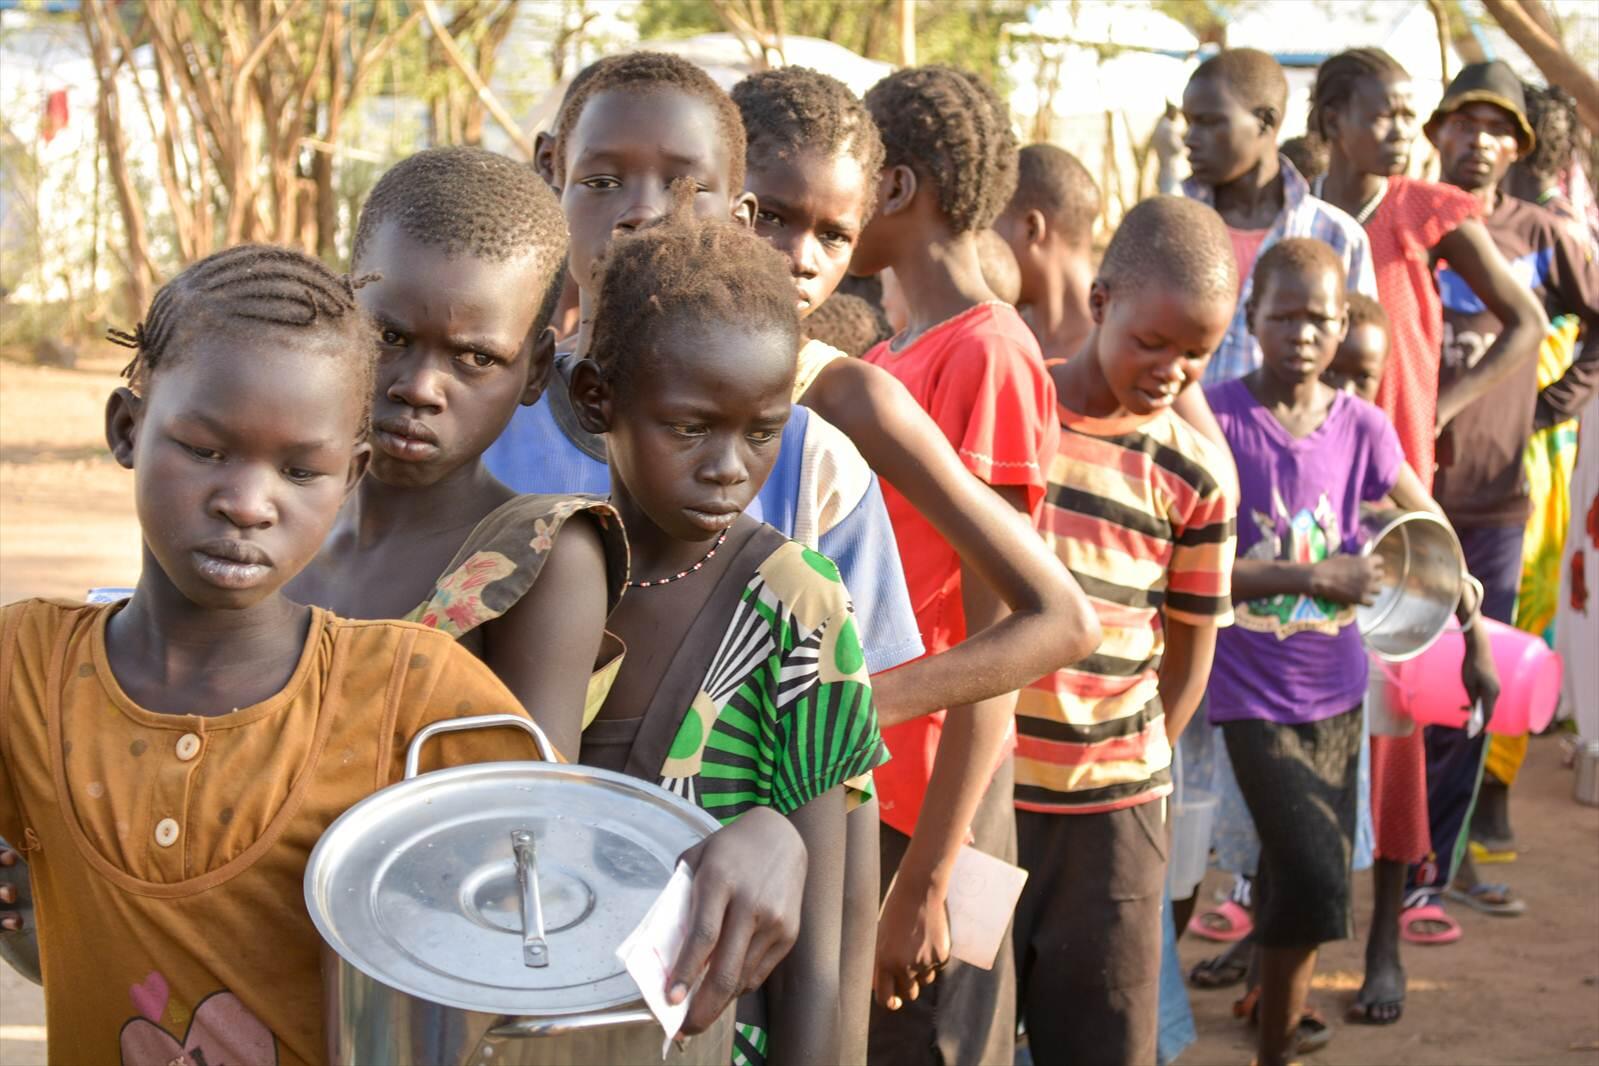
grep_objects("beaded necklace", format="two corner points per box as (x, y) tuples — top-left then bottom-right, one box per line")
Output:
(626, 528), (730, 589)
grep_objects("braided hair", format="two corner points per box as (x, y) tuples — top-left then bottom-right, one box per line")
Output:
(551, 51), (747, 190)
(108, 244), (378, 437)
(1522, 82), (1578, 182)
(352, 146), (570, 338)
(733, 67), (885, 219)
(864, 66), (1020, 235)
(1309, 48), (1408, 141)
(588, 181), (798, 393)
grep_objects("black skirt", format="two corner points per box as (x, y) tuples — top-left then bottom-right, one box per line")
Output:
(1222, 706), (1363, 948)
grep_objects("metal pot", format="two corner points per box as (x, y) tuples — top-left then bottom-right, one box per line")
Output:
(1357, 508), (1466, 662)
(1575, 740), (1599, 808)
(305, 714), (733, 1065)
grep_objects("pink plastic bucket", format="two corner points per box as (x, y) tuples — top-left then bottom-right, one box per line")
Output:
(1390, 617), (1563, 735)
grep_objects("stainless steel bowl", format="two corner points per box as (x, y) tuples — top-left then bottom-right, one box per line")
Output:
(1357, 508), (1465, 663)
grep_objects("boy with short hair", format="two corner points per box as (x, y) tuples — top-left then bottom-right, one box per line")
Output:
(1179, 48), (1375, 388)
(993, 143), (1101, 363)
(1017, 196), (1240, 1064)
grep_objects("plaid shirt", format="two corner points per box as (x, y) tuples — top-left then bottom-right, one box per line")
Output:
(1184, 156), (1378, 385)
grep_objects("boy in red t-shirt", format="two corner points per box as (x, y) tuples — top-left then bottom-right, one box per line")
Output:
(850, 66), (1058, 1066)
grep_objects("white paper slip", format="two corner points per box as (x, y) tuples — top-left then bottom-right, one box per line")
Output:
(946, 844), (1029, 970)
(616, 860), (697, 1057)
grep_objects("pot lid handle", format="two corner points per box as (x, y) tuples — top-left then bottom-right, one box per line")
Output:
(403, 713), (557, 779)
(512, 830), (550, 968)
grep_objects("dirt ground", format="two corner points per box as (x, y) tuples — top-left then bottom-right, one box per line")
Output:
(0, 358), (1596, 1065)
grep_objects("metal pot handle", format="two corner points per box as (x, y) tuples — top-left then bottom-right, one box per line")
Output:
(403, 713), (557, 779)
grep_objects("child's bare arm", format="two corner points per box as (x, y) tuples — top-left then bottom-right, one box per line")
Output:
(1233, 557), (1384, 606)
(1431, 220), (1549, 429)
(479, 515), (610, 761)
(806, 360), (1099, 727)
(874, 501), (1020, 1009)
(670, 808), (807, 1036)
(1158, 619), (1218, 743)
(762, 788), (847, 1066)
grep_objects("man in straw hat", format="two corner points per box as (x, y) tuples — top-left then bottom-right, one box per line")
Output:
(1412, 59), (1599, 932)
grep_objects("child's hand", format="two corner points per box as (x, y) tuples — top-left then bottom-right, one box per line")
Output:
(873, 875), (951, 1011)
(0, 844), (21, 931)
(1310, 555), (1385, 606)
(1461, 625), (1502, 730)
(669, 809), (806, 1035)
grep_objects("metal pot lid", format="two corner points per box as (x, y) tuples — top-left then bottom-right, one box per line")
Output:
(305, 759), (718, 1017)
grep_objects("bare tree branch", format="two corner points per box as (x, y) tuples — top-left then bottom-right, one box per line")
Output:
(1482, 0), (1599, 134)
(420, 0), (534, 158)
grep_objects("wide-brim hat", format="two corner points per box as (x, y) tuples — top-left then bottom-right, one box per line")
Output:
(1425, 60), (1536, 154)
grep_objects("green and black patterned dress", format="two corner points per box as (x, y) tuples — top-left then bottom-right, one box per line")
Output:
(582, 525), (888, 1066)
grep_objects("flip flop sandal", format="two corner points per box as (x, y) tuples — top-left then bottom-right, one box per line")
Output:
(1237, 988), (1335, 1054)
(1400, 902), (1463, 945)
(1188, 898), (1254, 942)
(1468, 839), (1518, 865)
(1295, 1009), (1333, 1055)
(1345, 996), (1404, 1026)
(1445, 882), (1527, 916)
(1190, 950), (1251, 989)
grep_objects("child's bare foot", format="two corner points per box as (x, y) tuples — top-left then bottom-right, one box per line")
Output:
(1348, 953), (1405, 1025)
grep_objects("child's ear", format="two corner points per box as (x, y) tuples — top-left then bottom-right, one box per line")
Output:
(521, 327), (558, 407)
(881, 165), (917, 218)
(730, 191), (757, 228)
(568, 358), (614, 435)
(105, 387), (142, 469)
(533, 131), (559, 191)
(1244, 297), (1258, 334)
(1334, 306), (1351, 344)
(1025, 208), (1048, 247)
(1088, 279), (1111, 325)
(344, 442), (372, 496)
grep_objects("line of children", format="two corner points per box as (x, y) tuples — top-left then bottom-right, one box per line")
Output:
(6, 43), (1582, 1066)
(1169, 45), (1381, 1019)
(286, 146), (811, 1035)
(1207, 237), (1481, 1066)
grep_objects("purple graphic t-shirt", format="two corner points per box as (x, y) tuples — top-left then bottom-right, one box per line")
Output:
(1205, 379), (1404, 725)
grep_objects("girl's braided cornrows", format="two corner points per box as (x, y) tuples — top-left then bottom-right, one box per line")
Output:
(1309, 48), (1408, 141)
(733, 67), (886, 219)
(864, 66), (1019, 235)
(108, 244), (379, 436)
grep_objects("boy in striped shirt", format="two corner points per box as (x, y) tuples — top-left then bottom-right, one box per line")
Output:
(1013, 197), (1239, 1065)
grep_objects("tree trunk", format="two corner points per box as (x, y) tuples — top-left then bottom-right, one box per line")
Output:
(1481, 0), (1599, 135)
(1425, 0), (1452, 84)
(82, 0), (154, 313)
(897, 0), (916, 66)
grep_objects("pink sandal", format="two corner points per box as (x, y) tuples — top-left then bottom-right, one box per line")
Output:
(1400, 902), (1462, 945)
(1188, 899), (1254, 942)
